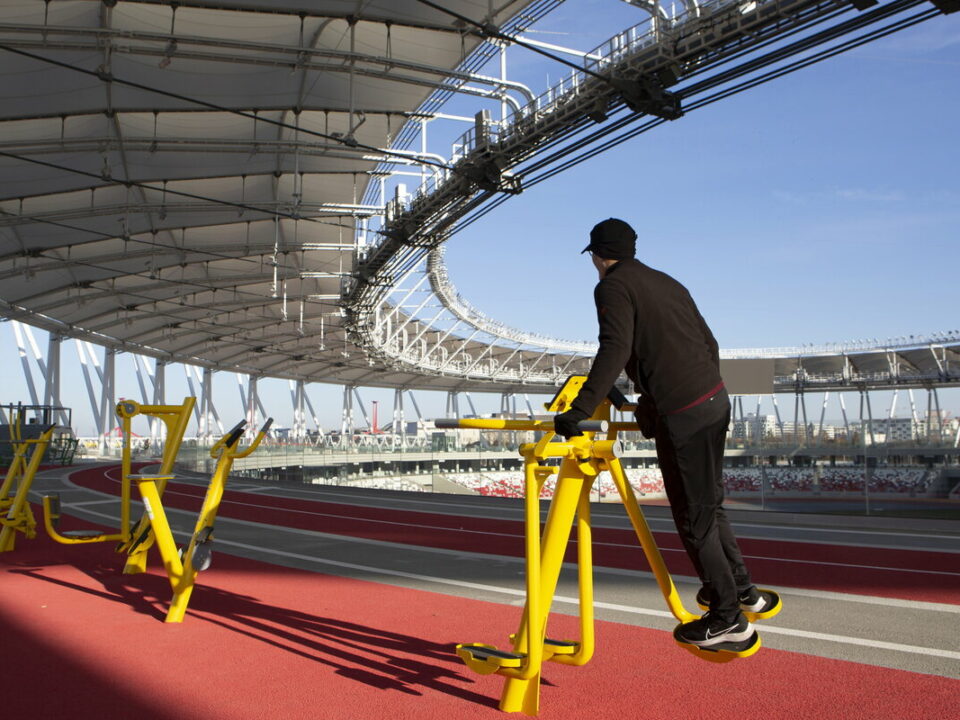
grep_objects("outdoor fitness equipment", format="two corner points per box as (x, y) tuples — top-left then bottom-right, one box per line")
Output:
(0, 407), (56, 552)
(131, 416), (272, 622)
(44, 396), (272, 622)
(42, 398), (195, 547)
(436, 375), (780, 716)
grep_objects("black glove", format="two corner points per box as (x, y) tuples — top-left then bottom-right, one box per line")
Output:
(553, 408), (589, 439)
(634, 395), (659, 439)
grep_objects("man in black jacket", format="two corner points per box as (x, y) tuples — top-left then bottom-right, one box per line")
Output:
(554, 218), (778, 648)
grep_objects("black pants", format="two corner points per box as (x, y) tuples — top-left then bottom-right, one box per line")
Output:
(654, 388), (751, 622)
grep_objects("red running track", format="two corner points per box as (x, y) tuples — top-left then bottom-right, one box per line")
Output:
(69, 466), (960, 605)
(1, 507), (957, 720)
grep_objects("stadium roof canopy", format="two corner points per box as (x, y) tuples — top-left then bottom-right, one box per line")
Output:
(1, 0), (958, 396)
(0, 0), (562, 391)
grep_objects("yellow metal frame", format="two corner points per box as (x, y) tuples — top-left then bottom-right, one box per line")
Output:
(0, 412), (56, 553)
(41, 398), (195, 548)
(134, 418), (272, 622)
(451, 376), (766, 715)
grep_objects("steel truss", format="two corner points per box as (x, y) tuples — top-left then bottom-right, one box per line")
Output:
(345, 0), (954, 391)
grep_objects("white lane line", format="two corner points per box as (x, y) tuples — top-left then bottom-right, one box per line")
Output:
(74, 473), (960, 578)
(68, 498), (121, 508)
(234, 486), (960, 540)
(139, 488), (960, 577)
(205, 536), (960, 663)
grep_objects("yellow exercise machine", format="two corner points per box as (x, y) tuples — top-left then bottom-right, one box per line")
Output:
(42, 398), (195, 547)
(131, 416), (272, 622)
(0, 408), (56, 552)
(436, 376), (780, 716)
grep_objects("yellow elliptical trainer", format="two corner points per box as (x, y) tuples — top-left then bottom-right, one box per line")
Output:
(437, 375), (781, 716)
(133, 417), (272, 622)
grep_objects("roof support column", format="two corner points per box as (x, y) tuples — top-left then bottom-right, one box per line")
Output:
(12, 321), (40, 406)
(886, 390), (899, 445)
(839, 392), (850, 440)
(908, 390), (920, 442)
(244, 374), (260, 439)
(302, 387), (323, 444)
(290, 380), (306, 443)
(352, 388), (370, 432)
(754, 395), (763, 445)
(152, 360), (166, 445)
(45, 332), (66, 426)
(76, 341), (104, 440)
(199, 367), (222, 445)
(393, 388), (405, 445)
(98, 348), (115, 456)
(341, 385), (355, 442)
(933, 388), (943, 441)
(800, 391), (809, 446)
(771, 394), (783, 439)
(860, 389), (876, 447)
(817, 392), (829, 443)
(445, 391), (460, 419)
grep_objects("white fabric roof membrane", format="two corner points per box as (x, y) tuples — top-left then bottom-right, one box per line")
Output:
(0, 0), (556, 390)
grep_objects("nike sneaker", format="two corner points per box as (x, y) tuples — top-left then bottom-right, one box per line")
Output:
(675, 611), (754, 648)
(696, 584), (782, 620)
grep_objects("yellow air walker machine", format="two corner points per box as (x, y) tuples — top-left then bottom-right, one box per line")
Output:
(436, 376), (781, 716)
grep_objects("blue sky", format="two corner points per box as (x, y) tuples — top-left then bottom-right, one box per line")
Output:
(2, 2), (959, 435)
(443, 2), (960, 348)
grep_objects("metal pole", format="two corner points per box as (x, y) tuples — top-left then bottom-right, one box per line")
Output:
(153, 359), (166, 444)
(800, 391), (809, 447)
(99, 348), (116, 456)
(839, 392), (850, 445)
(12, 321), (40, 406)
(302, 386), (323, 442)
(772, 394), (784, 439)
(184, 365), (202, 425)
(933, 388), (943, 441)
(886, 389), (899, 446)
(352, 387), (370, 429)
(865, 390), (876, 446)
(45, 333), (64, 425)
(908, 389), (919, 443)
(818, 392), (829, 443)
(77, 341), (104, 437)
(793, 391), (800, 445)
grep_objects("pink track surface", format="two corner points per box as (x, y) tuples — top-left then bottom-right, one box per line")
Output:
(70, 466), (960, 605)
(2, 505), (957, 720)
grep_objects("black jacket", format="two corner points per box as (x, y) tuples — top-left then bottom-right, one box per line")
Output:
(570, 258), (722, 416)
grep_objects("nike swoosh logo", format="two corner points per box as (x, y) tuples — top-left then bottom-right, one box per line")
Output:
(705, 625), (737, 640)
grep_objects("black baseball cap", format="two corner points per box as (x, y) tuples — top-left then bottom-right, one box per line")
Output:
(581, 218), (636, 260)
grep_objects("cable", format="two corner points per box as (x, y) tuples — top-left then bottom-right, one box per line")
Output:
(452, 7), (940, 231)
(0, 209), (352, 275)
(0, 44), (455, 174)
(0, 149), (366, 233)
(413, 0), (612, 84)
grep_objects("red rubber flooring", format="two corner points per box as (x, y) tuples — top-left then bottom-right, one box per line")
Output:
(3, 466), (959, 719)
(3, 510), (957, 720)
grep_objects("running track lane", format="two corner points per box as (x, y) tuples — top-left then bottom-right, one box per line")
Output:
(1, 513), (956, 720)
(68, 466), (960, 605)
